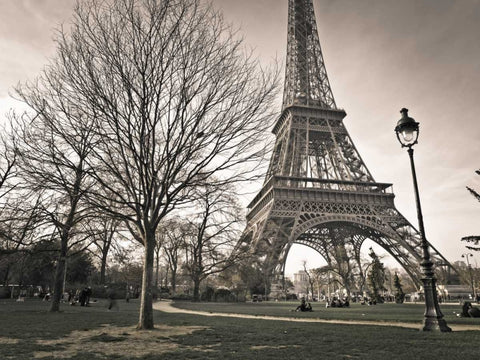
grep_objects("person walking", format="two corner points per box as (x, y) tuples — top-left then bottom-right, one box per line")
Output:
(107, 287), (118, 311)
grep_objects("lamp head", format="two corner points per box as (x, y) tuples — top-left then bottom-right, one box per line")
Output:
(395, 108), (419, 148)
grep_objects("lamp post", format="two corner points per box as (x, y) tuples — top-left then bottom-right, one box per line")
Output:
(395, 108), (451, 332)
(461, 253), (476, 300)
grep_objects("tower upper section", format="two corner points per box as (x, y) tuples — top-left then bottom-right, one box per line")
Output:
(283, 0), (337, 110)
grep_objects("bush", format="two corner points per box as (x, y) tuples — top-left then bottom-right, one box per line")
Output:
(157, 287), (170, 299)
(0, 287), (11, 299)
(214, 288), (236, 302)
(90, 285), (109, 299)
(286, 293), (298, 301)
(69, 284), (128, 299)
(170, 293), (193, 301)
(395, 293), (405, 304)
(201, 286), (215, 301)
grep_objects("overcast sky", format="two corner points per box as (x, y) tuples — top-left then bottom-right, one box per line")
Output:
(1, 0), (479, 276)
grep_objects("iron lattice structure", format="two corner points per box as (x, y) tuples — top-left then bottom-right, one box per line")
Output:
(239, 0), (456, 292)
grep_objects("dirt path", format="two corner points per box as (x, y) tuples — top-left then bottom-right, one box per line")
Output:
(153, 301), (480, 331)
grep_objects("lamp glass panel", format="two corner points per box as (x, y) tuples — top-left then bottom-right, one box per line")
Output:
(400, 128), (418, 145)
(402, 129), (414, 142)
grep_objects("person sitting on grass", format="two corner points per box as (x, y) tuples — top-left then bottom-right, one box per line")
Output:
(295, 298), (313, 312)
(461, 301), (480, 318)
(327, 297), (349, 308)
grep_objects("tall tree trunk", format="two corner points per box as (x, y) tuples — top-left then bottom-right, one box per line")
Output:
(341, 274), (351, 299)
(170, 262), (178, 295)
(100, 249), (108, 285)
(50, 236), (68, 312)
(3, 263), (10, 286)
(155, 249), (160, 288)
(138, 232), (155, 329)
(193, 275), (201, 302)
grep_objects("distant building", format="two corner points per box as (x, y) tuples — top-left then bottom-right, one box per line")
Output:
(293, 270), (309, 299)
(453, 260), (467, 268)
(441, 285), (473, 300)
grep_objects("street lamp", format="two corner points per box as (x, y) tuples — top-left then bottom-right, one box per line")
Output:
(395, 108), (451, 332)
(461, 253), (476, 300)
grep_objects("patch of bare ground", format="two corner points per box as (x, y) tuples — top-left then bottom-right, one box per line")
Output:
(33, 324), (207, 359)
(0, 337), (19, 345)
(250, 345), (301, 350)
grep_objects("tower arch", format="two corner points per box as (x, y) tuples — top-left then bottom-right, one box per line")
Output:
(278, 218), (424, 289)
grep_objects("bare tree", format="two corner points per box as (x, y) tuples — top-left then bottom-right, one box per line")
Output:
(319, 241), (356, 298)
(0, 132), (54, 284)
(46, 0), (278, 328)
(0, 197), (47, 285)
(301, 261), (315, 301)
(357, 256), (375, 296)
(0, 132), (17, 201)
(311, 266), (332, 300)
(85, 215), (123, 284)
(183, 183), (244, 301)
(0, 196), (44, 253)
(13, 72), (97, 311)
(161, 219), (189, 295)
(154, 232), (163, 289)
(0, 131), (25, 266)
(109, 241), (143, 293)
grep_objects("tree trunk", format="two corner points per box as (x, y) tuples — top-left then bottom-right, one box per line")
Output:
(155, 248), (160, 288)
(193, 275), (201, 302)
(3, 263), (10, 286)
(341, 275), (351, 299)
(50, 237), (68, 312)
(171, 271), (177, 296)
(164, 267), (169, 288)
(100, 249), (108, 285)
(137, 232), (155, 329)
(170, 261), (178, 295)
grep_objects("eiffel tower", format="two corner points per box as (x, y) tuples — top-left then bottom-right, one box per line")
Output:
(240, 0), (456, 293)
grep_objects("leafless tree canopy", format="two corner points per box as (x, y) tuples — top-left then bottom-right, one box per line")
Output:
(0, 133), (17, 202)
(28, 0), (279, 328)
(9, 42), (102, 311)
(183, 183), (244, 301)
(52, 0), (278, 231)
(159, 219), (190, 295)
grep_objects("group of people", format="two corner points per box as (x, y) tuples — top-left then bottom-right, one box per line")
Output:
(292, 297), (480, 320)
(326, 297), (350, 308)
(67, 287), (92, 306)
(360, 298), (377, 306)
(294, 297), (353, 311)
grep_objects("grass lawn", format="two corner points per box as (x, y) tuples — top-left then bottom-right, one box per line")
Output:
(172, 300), (480, 325)
(0, 298), (479, 359)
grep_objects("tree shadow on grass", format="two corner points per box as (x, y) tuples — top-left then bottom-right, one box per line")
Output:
(31, 324), (207, 359)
